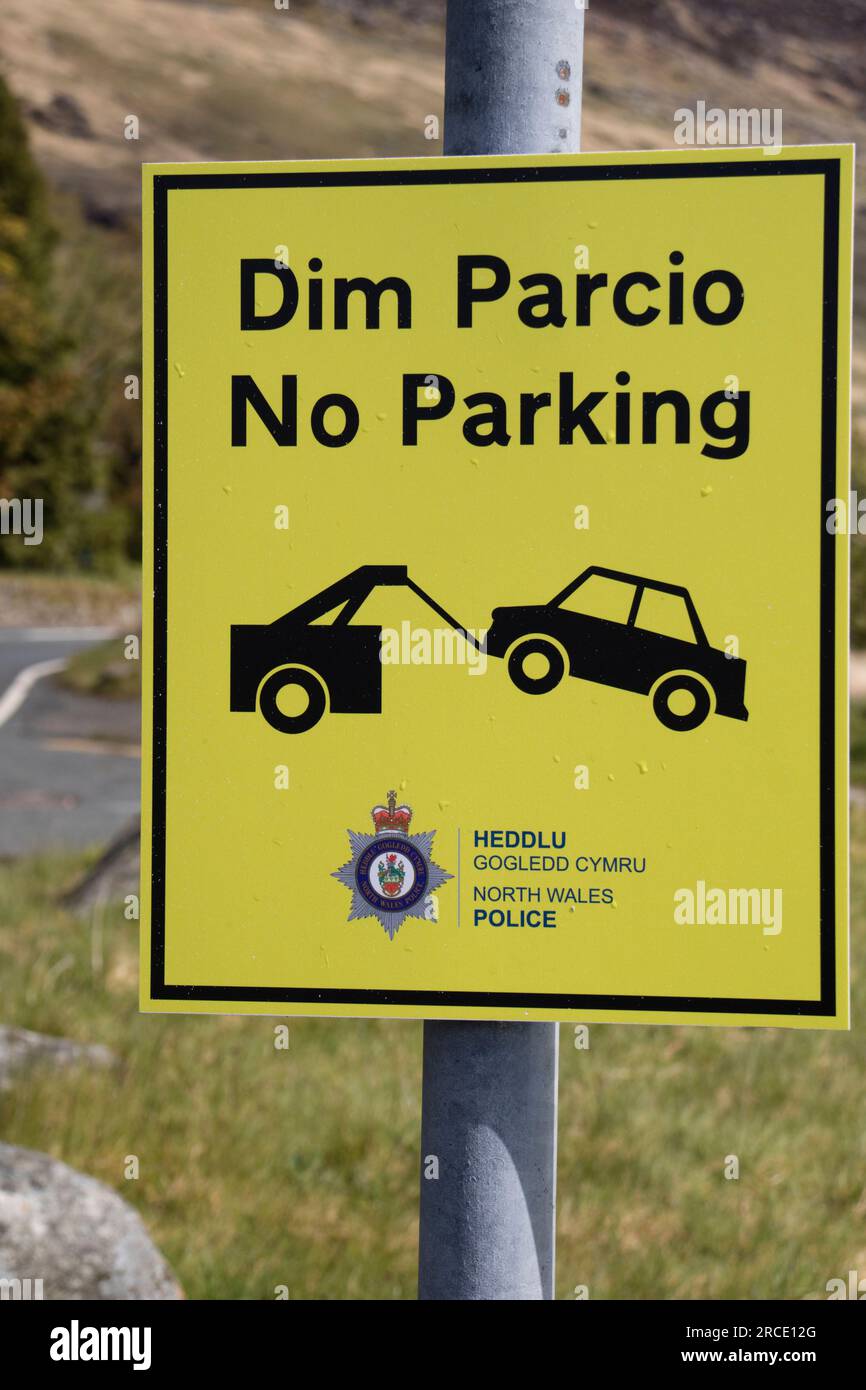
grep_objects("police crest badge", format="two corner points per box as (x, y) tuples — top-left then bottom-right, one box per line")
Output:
(332, 791), (452, 939)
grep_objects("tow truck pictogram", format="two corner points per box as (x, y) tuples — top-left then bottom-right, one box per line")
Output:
(229, 564), (476, 735)
(230, 563), (747, 735)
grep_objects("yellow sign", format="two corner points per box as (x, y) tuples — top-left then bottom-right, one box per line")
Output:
(141, 147), (852, 1028)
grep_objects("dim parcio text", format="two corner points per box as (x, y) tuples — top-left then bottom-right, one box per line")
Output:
(239, 253), (744, 333)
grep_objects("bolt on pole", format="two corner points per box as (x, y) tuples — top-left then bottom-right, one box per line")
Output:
(418, 0), (585, 1302)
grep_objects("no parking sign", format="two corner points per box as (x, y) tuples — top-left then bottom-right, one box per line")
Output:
(141, 146), (851, 1027)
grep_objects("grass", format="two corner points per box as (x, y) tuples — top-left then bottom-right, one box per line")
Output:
(0, 817), (864, 1300)
(57, 634), (141, 699)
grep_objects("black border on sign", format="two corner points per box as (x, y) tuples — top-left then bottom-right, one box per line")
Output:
(150, 158), (841, 1016)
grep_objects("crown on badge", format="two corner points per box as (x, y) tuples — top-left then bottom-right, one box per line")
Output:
(372, 789), (412, 835)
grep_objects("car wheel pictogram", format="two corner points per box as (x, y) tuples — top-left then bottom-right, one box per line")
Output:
(652, 673), (711, 732)
(259, 666), (327, 734)
(507, 638), (566, 695)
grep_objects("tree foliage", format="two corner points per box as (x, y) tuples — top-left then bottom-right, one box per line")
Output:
(0, 74), (121, 570)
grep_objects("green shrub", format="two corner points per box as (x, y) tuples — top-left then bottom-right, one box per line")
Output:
(0, 76), (123, 572)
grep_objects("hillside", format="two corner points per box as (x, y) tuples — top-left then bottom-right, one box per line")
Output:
(0, 0), (863, 413)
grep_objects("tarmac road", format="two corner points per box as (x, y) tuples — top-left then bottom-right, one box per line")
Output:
(0, 630), (140, 858)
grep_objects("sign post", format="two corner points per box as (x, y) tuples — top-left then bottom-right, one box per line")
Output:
(140, 6), (851, 1307)
(418, 0), (586, 1302)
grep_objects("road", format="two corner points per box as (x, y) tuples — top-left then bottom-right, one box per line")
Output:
(0, 630), (140, 857)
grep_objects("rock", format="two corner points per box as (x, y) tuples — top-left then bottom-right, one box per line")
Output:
(0, 1026), (117, 1092)
(0, 1143), (182, 1300)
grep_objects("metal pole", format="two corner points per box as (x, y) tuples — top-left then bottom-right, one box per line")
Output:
(418, 0), (585, 1302)
(419, 1021), (560, 1299)
(441, 0), (584, 156)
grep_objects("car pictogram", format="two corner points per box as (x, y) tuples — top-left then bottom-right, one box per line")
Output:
(484, 565), (748, 731)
